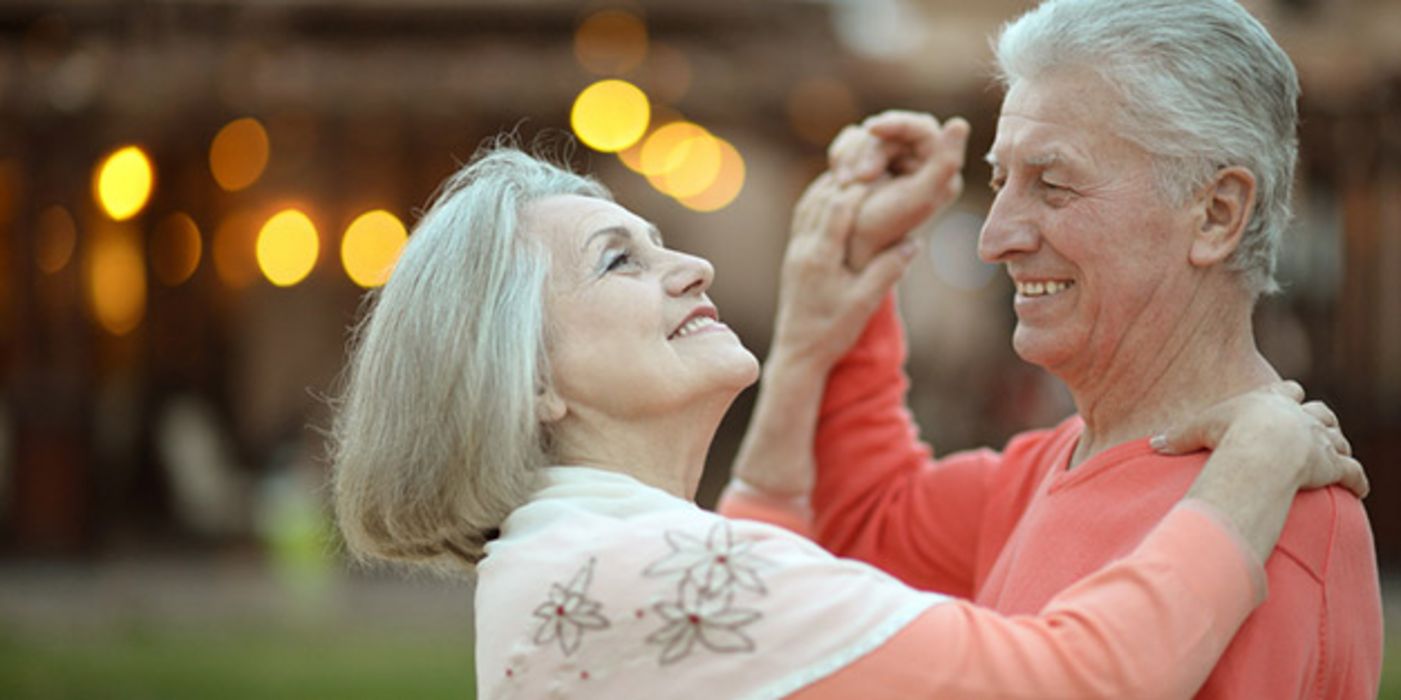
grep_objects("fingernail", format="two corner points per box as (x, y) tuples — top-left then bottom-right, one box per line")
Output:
(1149, 434), (1169, 453)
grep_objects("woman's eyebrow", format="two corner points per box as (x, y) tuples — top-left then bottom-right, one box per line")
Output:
(582, 223), (664, 252)
(581, 225), (631, 252)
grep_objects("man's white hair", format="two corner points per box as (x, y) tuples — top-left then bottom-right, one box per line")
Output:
(994, 0), (1299, 296)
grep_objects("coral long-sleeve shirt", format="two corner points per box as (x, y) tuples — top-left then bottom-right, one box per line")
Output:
(721, 295), (1382, 699)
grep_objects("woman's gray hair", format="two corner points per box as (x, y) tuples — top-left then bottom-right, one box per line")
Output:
(993, 0), (1299, 296)
(329, 141), (610, 574)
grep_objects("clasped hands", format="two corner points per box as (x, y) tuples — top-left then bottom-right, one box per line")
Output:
(771, 110), (970, 372)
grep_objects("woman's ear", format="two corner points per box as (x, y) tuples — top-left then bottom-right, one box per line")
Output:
(536, 383), (567, 425)
(1189, 166), (1257, 268)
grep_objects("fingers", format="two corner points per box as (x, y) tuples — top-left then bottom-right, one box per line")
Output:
(831, 111), (971, 185)
(1302, 400), (1338, 428)
(1267, 380), (1305, 402)
(1337, 455), (1369, 499)
(853, 236), (920, 303)
(830, 126), (888, 184)
(1149, 415), (1222, 456)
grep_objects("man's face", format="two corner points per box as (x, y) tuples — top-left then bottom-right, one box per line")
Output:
(979, 69), (1199, 382)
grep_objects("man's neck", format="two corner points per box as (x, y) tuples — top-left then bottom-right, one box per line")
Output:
(1064, 294), (1278, 469)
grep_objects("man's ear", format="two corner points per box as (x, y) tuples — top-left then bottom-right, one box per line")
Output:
(1189, 166), (1257, 268)
(536, 383), (567, 425)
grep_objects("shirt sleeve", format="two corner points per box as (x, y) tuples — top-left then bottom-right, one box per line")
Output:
(716, 478), (816, 539)
(809, 293), (1001, 597)
(789, 501), (1266, 700)
(1192, 487), (1383, 699)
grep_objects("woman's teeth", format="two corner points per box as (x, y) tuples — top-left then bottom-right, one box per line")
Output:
(1016, 280), (1075, 297)
(673, 316), (717, 338)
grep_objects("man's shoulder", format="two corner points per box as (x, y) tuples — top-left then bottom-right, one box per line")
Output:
(1272, 486), (1375, 584)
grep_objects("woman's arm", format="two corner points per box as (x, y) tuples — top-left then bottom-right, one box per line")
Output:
(785, 385), (1365, 699)
(728, 175), (917, 499)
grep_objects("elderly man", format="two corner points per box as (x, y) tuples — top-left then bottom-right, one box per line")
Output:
(722, 0), (1382, 697)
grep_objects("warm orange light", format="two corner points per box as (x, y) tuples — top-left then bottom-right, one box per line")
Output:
(639, 121), (704, 176)
(679, 138), (746, 213)
(94, 146), (154, 221)
(151, 211), (202, 286)
(209, 117), (270, 192)
(36, 205), (77, 274)
(84, 223), (146, 335)
(640, 122), (721, 198)
(341, 209), (407, 288)
(256, 208), (319, 287)
(571, 79), (650, 153)
(574, 9), (648, 75)
(213, 210), (260, 289)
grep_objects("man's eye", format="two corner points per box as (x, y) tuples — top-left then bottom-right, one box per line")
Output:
(1042, 179), (1068, 191)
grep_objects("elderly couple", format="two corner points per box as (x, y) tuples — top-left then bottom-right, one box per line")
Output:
(330, 0), (1382, 698)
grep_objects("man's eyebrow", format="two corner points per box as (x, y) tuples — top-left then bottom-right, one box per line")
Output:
(985, 150), (1067, 170)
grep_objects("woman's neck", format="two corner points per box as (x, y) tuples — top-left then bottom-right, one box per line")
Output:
(550, 394), (733, 499)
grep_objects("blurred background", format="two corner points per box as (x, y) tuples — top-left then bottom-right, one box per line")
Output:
(0, 0), (1398, 697)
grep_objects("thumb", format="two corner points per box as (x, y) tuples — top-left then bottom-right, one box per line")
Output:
(1150, 412), (1225, 456)
(853, 237), (919, 303)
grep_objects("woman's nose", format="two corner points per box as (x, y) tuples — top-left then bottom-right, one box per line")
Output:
(664, 251), (714, 297)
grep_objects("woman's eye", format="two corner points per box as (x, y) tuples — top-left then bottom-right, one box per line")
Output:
(605, 251), (632, 272)
(1042, 179), (1068, 192)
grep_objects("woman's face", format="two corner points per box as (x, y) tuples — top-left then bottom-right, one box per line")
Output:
(527, 194), (759, 424)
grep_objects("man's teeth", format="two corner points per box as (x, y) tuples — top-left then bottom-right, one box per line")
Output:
(1016, 280), (1075, 297)
(674, 316), (717, 338)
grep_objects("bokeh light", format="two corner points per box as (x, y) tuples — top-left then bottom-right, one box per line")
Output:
(256, 208), (319, 287)
(678, 138), (746, 212)
(573, 9), (648, 75)
(786, 77), (860, 147)
(94, 145), (154, 221)
(340, 209), (407, 288)
(640, 122), (721, 198)
(84, 223), (146, 335)
(570, 79), (650, 153)
(35, 205), (77, 274)
(150, 211), (202, 286)
(209, 117), (270, 192)
(213, 210), (260, 289)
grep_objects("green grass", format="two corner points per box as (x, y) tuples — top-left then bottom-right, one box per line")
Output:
(0, 616), (1397, 698)
(1382, 633), (1401, 700)
(0, 626), (475, 700)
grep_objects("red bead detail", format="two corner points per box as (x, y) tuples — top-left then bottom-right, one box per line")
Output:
(716, 555), (727, 564)
(580, 670), (591, 681)
(556, 605), (566, 616)
(687, 614), (701, 625)
(635, 609), (645, 619)
(506, 668), (514, 678)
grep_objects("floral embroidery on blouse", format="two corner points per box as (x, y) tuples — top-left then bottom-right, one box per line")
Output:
(643, 520), (767, 665)
(644, 520), (768, 597)
(646, 579), (762, 665)
(532, 557), (610, 655)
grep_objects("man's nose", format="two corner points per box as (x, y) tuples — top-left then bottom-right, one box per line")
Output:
(978, 190), (1040, 263)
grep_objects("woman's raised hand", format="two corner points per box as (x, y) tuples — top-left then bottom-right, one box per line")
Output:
(828, 110), (971, 270)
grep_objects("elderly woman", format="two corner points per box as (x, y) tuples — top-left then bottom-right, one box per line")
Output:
(329, 145), (1361, 699)
(728, 1), (1383, 698)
